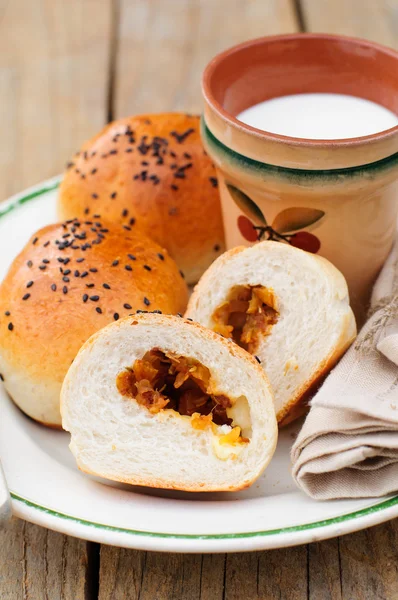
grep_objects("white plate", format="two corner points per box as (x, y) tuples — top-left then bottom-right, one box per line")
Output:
(1, 177), (398, 553)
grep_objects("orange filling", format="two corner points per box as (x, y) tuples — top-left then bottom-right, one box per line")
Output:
(116, 349), (238, 428)
(212, 285), (278, 354)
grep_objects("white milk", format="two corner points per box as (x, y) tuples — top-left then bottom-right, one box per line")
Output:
(237, 93), (398, 139)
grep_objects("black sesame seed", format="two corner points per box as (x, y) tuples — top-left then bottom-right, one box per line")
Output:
(51, 284), (57, 291)
(186, 317), (193, 321)
(92, 193), (98, 199)
(44, 241), (50, 248)
(22, 293), (30, 301)
(42, 259), (50, 264)
(26, 281), (34, 288)
(86, 283), (95, 288)
(32, 237), (38, 245)
(113, 313), (119, 321)
(84, 208), (90, 215)
(255, 355), (261, 364)
(112, 260), (119, 267)
(76, 257), (85, 263)
(143, 297), (150, 306)
(64, 269), (71, 275)
(110, 192), (117, 199)
(209, 177), (218, 188)
(74, 270), (80, 277)
(90, 295), (99, 302)
(82, 294), (88, 303)
(128, 254), (136, 261)
(91, 168), (97, 175)
(171, 184), (178, 191)
(109, 149), (118, 155)
(57, 258), (64, 263)
(0, 374), (3, 382)
(129, 218), (136, 226)
(8, 323), (13, 331)
(63, 277), (70, 283)
(125, 265), (132, 271)
(27, 260), (33, 268)
(177, 313), (183, 317)
(124, 303), (132, 309)
(152, 309), (162, 314)
(89, 268), (98, 273)
(143, 265), (151, 271)
(214, 244), (220, 252)
(125, 148), (133, 153)
(122, 209), (128, 217)
(63, 286), (68, 294)
(157, 253), (164, 261)
(179, 270), (185, 279)
(96, 307), (102, 314)
(80, 271), (88, 278)
(4, 311), (10, 316)
(39, 265), (46, 271)
(103, 283), (111, 289)
(64, 258), (70, 265)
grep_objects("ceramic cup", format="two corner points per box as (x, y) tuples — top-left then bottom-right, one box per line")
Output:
(202, 34), (398, 322)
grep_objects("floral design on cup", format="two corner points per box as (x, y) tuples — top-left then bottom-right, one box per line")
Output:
(228, 184), (324, 254)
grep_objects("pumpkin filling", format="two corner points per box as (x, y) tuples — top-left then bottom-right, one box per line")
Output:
(212, 285), (279, 354)
(116, 349), (250, 446)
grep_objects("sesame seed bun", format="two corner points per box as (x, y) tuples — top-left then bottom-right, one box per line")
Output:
(0, 218), (188, 427)
(58, 113), (225, 284)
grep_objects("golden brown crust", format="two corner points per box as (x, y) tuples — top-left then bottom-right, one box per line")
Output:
(77, 462), (254, 492)
(0, 220), (188, 396)
(58, 113), (225, 284)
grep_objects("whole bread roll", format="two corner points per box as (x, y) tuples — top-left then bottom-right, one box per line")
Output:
(61, 313), (278, 492)
(58, 113), (225, 284)
(186, 241), (357, 425)
(0, 218), (188, 427)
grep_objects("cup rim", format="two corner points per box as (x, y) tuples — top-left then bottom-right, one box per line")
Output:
(202, 33), (398, 149)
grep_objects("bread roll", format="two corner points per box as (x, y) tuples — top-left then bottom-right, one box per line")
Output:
(61, 313), (278, 492)
(186, 241), (357, 424)
(0, 218), (188, 427)
(58, 113), (225, 284)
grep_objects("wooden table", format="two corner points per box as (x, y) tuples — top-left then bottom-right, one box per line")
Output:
(1, 1), (398, 598)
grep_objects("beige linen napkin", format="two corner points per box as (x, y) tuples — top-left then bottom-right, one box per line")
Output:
(291, 241), (398, 500)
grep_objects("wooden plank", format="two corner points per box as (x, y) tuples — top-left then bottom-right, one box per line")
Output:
(113, 0), (299, 117)
(308, 539), (342, 600)
(0, 519), (96, 600)
(0, 0), (111, 597)
(338, 520), (398, 600)
(0, 0), (113, 201)
(301, 0), (398, 49)
(225, 547), (308, 600)
(98, 549), (203, 600)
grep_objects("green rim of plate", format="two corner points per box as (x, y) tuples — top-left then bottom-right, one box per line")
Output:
(11, 492), (398, 540)
(5, 178), (398, 542)
(202, 118), (398, 180)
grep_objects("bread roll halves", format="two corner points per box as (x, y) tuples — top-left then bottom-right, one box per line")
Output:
(186, 241), (357, 424)
(61, 314), (278, 492)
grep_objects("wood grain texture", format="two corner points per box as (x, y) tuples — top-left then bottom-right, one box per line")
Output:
(0, 0), (113, 201)
(0, 0), (111, 597)
(113, 0), (299, 117)
(301, 0), (398, 49)
(0, 519), (95, 600)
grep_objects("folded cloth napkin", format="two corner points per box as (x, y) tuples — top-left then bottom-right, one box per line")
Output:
(291, 241), (398, 500)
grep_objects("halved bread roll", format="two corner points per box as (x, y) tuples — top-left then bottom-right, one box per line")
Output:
(61, 313), (278, 492)
(186, 241), (357, 425)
